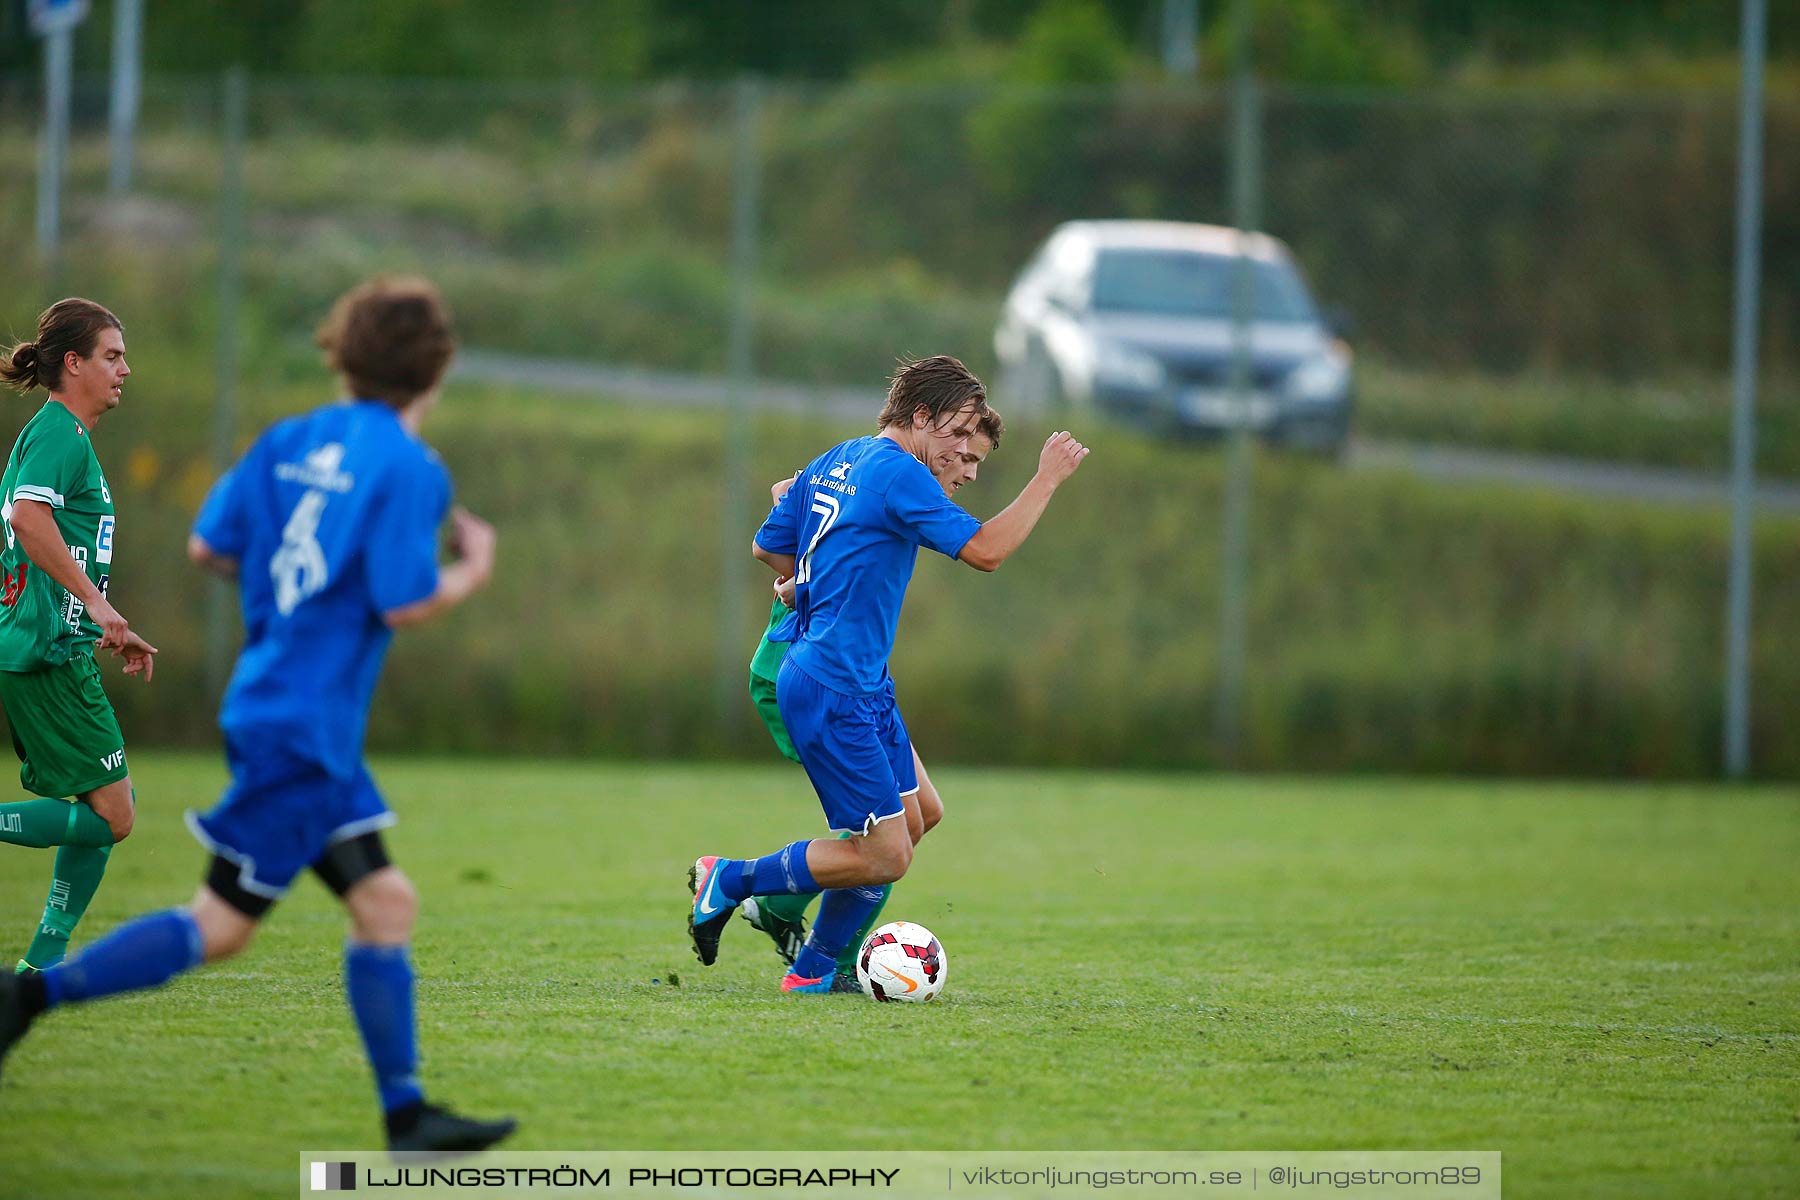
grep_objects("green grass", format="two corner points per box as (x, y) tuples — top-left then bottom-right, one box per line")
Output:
(1, 754), (1795, 1198)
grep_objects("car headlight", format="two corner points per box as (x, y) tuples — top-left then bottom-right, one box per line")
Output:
(1285, 350), (1349, 402)
(1092, 340), (1166, 392)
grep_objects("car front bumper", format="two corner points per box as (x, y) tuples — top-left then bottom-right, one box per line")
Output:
(1096, 382), (1350, 442)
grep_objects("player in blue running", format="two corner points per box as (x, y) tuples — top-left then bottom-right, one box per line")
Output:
(688, 355), (1088, 992)
(0, 277), (515, 1154)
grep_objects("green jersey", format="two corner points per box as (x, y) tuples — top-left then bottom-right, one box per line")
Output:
(748, 597), (800, 763)
(0, 401), (116, 671)
(748, 597), (793, 682)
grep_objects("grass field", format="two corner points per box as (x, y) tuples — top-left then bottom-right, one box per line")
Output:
(1, 753), (1795, 1199)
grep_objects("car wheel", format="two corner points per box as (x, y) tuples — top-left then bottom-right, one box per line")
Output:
(1273, 415), (1350, 462)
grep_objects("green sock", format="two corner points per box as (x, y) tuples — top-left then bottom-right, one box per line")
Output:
(837, 883), (894, 975)
(0, 798), (115, 849)
(755, 890), (814, 926)
(21, 843), (112, 970)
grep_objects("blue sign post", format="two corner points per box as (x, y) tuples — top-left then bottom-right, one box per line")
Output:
(30, 0), (90, 258)
(28, 0), (89, 35)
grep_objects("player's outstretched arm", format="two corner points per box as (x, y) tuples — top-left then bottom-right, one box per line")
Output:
(186, 533), (239, 580)
(957, 430), (1088, 573)
(10, 496), (130, 649)
(383, 507), (496, 629)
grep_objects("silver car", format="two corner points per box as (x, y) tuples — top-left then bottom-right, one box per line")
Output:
(994, 220), (1354, 452)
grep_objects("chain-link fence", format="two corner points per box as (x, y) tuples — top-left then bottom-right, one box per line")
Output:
(1, 73), (1795, 776)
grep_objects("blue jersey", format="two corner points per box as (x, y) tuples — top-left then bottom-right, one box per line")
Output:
(192, 400), (450, 779)
(755, 436), (980, 696)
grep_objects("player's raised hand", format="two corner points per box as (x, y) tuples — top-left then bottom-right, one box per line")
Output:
(448, 507), (497, 580)
(1037, 430), (1090, 486)
(111, 628), (159, 682)
(774, 574), (796, 609)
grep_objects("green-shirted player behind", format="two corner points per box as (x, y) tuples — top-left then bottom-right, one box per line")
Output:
(741, 408), (1002, 990)
(0, 299), (158, 975)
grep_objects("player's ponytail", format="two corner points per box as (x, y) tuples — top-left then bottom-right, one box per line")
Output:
(0, 341), (41, 392)
(2, 298), (123, 395)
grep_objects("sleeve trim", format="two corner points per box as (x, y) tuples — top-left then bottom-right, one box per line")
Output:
(12, 484), (65, 509)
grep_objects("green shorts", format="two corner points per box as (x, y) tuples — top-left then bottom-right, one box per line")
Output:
(749, 651), (800, 765)
(0, 654), (128, 799)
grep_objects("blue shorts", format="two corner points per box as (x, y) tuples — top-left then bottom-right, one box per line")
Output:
(186, 734), (394, 902)
(776, 656), (917, 836)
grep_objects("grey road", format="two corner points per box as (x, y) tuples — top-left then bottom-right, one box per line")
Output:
(454, 349), (1800, 515)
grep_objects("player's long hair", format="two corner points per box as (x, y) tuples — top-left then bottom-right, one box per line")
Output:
(1, 299), (123, 394)
(317, 276), (457, 408)
(877, 355), (987, 431)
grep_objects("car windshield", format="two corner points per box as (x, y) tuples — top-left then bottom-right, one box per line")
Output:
(1090, 248), (1317, 323)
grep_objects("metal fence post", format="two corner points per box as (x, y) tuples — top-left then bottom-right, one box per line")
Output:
(206, 65), (247, 701)
(35, 22), (73, 262)
(107, 0), (143, 193)
(1214, 2), (1260, 762)
(1162, 0), (1200, 80)
(1723, 0), (1766, 779)
(715, 77), (764, 737)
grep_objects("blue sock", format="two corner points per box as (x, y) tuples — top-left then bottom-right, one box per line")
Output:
(344, 942), (423, 1113)
(40, 908), (204, 1007)
(792, 886), (884, 980)
(720, 841), (815, 903)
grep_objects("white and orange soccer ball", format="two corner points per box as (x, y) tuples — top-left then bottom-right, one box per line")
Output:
(854, 920), (947, 1003)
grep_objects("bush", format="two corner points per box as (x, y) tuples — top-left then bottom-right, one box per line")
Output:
(6, 319), (1783, 779)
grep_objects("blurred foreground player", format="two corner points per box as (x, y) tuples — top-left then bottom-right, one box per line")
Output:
(0, 277), (514, 1155)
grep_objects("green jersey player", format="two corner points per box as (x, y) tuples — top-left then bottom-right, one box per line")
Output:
(740, 410), (1001, 989)
(0, 299), (158, 974)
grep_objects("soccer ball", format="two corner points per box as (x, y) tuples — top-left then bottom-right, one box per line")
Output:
(855, 920), (947, 1003)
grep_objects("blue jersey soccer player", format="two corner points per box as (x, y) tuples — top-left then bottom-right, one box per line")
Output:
(688, 355), (1088, 992)
(0, 277), (515, 1154)
(739, 412), (1002, 990)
